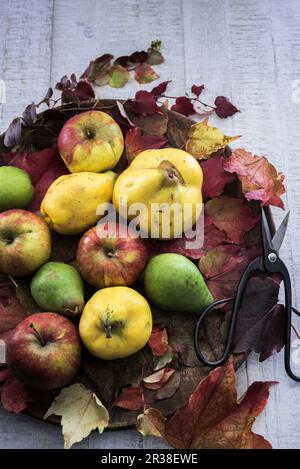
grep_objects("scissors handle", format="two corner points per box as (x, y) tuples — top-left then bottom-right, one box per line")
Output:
(194, 256), (262, 367)
(279, 261), (300, 382)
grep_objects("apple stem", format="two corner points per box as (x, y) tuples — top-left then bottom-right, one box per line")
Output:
(29, 323), (45, 347)
(104, 324), (112, 339)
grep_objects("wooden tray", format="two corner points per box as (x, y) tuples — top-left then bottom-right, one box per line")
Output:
(0, 101), (274, 429)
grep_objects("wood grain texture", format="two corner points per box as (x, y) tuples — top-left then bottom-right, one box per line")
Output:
(1, 0), (300, 449)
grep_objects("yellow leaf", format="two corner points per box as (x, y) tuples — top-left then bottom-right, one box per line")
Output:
(136, 408), (166, 438)
(185, 118), (240, 160)
(44, 383), (109, 449)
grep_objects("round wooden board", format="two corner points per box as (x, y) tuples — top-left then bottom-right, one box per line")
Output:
(1, 100), (272, 430)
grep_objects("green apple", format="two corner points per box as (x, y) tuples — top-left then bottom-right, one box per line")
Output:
(0, 166), (34, 211)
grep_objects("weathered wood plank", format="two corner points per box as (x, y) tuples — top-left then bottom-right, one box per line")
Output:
(0, 0), (53, 133)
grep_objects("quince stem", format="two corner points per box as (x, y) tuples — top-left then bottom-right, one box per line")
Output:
(158, 160), (185, 185)
(104, 324), (112, 339)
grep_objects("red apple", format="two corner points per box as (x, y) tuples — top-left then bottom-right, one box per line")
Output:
(76, 222), (147, 288)
(6, 313), (81, 390)
(0, 209), (51, 276)
(58, 110), (124, 173)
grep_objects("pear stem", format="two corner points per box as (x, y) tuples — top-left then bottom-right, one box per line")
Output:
(29, 323), (45, 347)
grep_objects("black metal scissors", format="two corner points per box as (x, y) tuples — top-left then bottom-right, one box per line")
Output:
(194, 206), (300, 382)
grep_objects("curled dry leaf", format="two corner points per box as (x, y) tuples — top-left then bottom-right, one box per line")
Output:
(165, 356), (275, 449)
(200, 153), (236, 199)
(153, 348), (173, 371)
(214, 96), (239, 118)
(44, 383), (109, 449)
(148, 325), (168, 357)
(137, 408), (166, 438)
(135, 63), (159, 84)
(205, 195), (260, 244)
(143, 368), (175, 390)
(113, 386), (144, 411)
(199, 244), (261, 300)
(185, 118), (240, 160)
(224, 148), (285, 209)
(125, 127), (167, 163)
(156, 371), (181, 400)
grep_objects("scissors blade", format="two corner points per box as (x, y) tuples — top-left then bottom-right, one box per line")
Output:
(272, 211), (290, 253)
(261, 207), (274, 253)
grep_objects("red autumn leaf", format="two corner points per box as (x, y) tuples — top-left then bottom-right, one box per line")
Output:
(125, 127), (167, 163)
(171, 97), (195, 116)
(148, 325), (168, 357)
(0, 283), (27, 342)
(73, 80), (95, 101)
(1, 147), (68, 212)
(191, 84), (204, 97)
(199, 244), (261, 300)
(205, 196), (260, 243)
(224, 148), (285, 209)
(128, 90), (160, 116)
(113, 386), (144, 411)
(151, 80), (171, 97)
(214, 96), (240, 118)
(135, 63), (159, 84)
(200, 153), (236, 199)
(165, 356), (275, 449)
(143, 368), (175, 390)
(146, 217), (228, 260)
(229, 275), (285, 361)
(0, 369), (50, 413)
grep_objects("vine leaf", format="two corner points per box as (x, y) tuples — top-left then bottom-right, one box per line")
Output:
(44, 383), (109, 449)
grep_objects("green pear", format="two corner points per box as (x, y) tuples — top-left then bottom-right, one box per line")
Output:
(0, 166), (34, 211)
(144, 253), (213, 313)
(31, 262), (85, 317)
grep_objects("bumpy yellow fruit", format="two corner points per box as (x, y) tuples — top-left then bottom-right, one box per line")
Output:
(113, 148), (203, 239)
(41, 172), (116, 235)
(79, 287), (152, 360)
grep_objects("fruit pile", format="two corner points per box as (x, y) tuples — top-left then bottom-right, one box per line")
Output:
(0, 109), (213, 392)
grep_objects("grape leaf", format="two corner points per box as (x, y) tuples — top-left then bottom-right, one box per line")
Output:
(109, 65), (130, 88)
(135, 63), (159, 84)
(224, 148), (285, 208)
(228, 275), (285, 361)
(113, 386), (144, 411)
(191, 84), (204, 97)
(165, 356), (275, 449)
(151, 80), (171, 97)
(199, 244), (261, 300)
(214, 96), (239, 118)
(44, 383), (109, 449)
(125, 127), (167, 163)
(0, 369), (50, 413)
(185, 119), (240, 160)
(128, 90), (160, 116)
(200, 153), (236, 199)
(0, 284), (27, 342)
(137, 408), (166, 438)
(171, 97), (195, 116)
(205, 196), (260, 243)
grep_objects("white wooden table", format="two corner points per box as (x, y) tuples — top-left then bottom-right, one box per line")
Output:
(1, 0), (300, 449)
